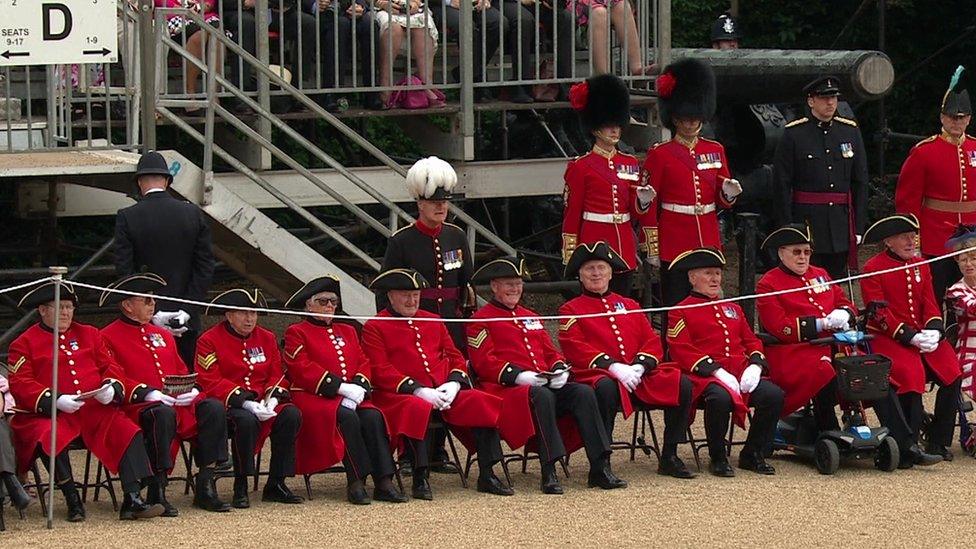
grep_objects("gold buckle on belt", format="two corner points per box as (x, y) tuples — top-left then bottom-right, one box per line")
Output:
(612, 213), (624, 223)
(693, 204), (705, 215)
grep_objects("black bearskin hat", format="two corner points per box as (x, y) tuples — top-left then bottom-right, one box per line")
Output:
(656, 58), (716, 131)
(569, 74), (631, 133)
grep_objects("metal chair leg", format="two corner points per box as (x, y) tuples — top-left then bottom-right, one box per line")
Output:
(84, 450), (94, 502)
(31, 463), (48, 518)
(304, 474), (313, 501)
(253, 451), (262, 492)
(443, 430), (467, 489)
(180, 443), (195, 495)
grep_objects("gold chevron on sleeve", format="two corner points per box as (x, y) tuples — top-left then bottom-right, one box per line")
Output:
(666, 320), (686, 338)
(196, 352), (217, 370)
(467, 329), (488, 349)
(559, 318), (577, 332)
(285, 345), (304, 360)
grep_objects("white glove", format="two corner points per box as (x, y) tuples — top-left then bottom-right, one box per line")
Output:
(515, 372), (547, 387)
(436, 381), (461, 406)
(151, 311), (189, 336)
(920, 329), (941, 344)
(548, 370), (569, 390)
(635, 185), (656, 209)
(910, 332), (937, 352)
(631, 363), (646, 377)
(413, 387), (451, 410)
(855, 234), (863, 245)
(173, 310), (191, 325)
(146, 390), (177, 406)
(263, 396), (279, 411)
(825, 309), (852, 331)
(56, 394), (85, 413)
(242, 400), (277, 421)
(738, 364), (762, 394)
(151, 311), (179, 327)
(340, 397), (358, 410)
(94, 383), (116, 405)
(713, 368), (741, 395)
(722, 178), (743, 199)
(609, 362), (640, 392)
(337, 383), (366, 405)
(174, 387), (199, 407)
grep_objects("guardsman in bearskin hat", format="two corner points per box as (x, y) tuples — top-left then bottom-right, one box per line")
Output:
(362, 268), (514, 499)
(563, 74), (656, 296)
(644, 58), (742, 307)
(557, 243), (695, 479)
(99, 273), (231, 515)
(895, 66), (976, 306)
(467, 258), (626, 494)
(709, 12), (741, 50)
(859, 214), (960, 465)
(6, 281), (163, 522)
(773, 75), (868, 281)
(282, 276), (407, 505)
(195, 289), (305, 508)
(666, 249), (784, 477)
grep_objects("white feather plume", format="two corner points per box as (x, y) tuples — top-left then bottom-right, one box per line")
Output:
(405, 156), (457, 199)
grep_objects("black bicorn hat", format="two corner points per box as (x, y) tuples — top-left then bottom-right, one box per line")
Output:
(667, 247), (727, 272)
(134, 151), (173, 183)
(803, 75), (842, 97)
(656, 58), (717, 131)
(761, 224), (813, 250)
(472, 256), (530, 285)
(563, 242), (629, 279)
(569, 73), (631, 134)
(710, 12), (741, 42)
(99, 273), (167, 307)
(207, 288), (269, 315)
(861, 213), (920, 245)
(284, 275), (342, 309)
(942, 65), (972, 116)
(369, 269), (430, 291)
(18, 281), (79, 309)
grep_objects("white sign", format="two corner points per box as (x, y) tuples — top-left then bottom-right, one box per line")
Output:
(0, 0), (118, 66)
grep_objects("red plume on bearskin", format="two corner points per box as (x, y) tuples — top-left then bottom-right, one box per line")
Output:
(569, 81), (589, 111)
(573, 74), (630, 133)
(656, 71), (676, 99)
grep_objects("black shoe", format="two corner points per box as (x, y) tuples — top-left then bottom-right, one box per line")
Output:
(399, 458), (413, 477)
(262, 480), (305, 504)
(899, 444), (943, 469)
(232, 477), (250, 509)
(657, 455), (696, 479)
(146, 478), (179, 517)
(193, 473), (231, 513)
(373, 485), (408, 503)
(540, 464), (563, 494)
(119, 492), (164, 521)
(476, 473), (514, 496)
(709, 459), (736, 477)
(738, 451), (776, 475)
(587, 462), (627, 490)
(1, 472), (32, 512)
(508, 86), (534, 104)
(347, 482), (371, 505)
(411, 477), (433, 501)
(430, 449), (460, 474)
(61, 483), (86, 523)
(926, 445), (954, 462)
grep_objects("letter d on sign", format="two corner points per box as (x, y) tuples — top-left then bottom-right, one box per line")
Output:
(42, 3), (73, 41)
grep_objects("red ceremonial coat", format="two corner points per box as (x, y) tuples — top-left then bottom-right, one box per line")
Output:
(361, 309), (502, 451)
(6, 322), (140, 474)
(557, 291), (682, 414)
(756, 265), (855, 415)
(466, 301), (582, 453)
(895, 133), (976, 257)
(642, 138), (735, 262)
(283, 319), (376, 475)
(860, 250), (962, 394)
(562, 150), (654, 269)
(196, 322), (295, 455)
(666, 293), (761, 426)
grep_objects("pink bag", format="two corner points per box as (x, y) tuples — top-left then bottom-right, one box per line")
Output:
(388, 75), (445, 109)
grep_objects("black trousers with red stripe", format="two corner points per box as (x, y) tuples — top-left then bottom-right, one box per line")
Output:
(336, 407), (396, 484)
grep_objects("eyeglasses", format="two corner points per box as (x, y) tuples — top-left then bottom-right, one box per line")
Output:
(789, 249), (813, 257)
(41, 302), (75, 312)
(313, 297), (339, 306)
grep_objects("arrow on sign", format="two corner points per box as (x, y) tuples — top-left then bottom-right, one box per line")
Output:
(1, 50), (30, 59)
(83, 48), (112, 57)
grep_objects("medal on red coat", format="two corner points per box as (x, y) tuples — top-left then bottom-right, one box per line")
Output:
(332, 335), (346, 347)
(616, 164), (639, 181)
(69, 340), (79, 351)
(722, 306), (738, 319)
(613, 301), (626, 312)
(696, 152), (722, 170)
(442, 249), (463, 271)
(149, 333), (166, 347)
(914, 267), (921, 283)
(840, 142), (854, 158)
(247, 346), (266, 364)
(523, 318), (544, 330)
(969, 151), (976, 167)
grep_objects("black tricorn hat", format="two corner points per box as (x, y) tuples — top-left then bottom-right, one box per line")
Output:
(472, 256), (530, 285)
(207, 288), (269, 315)
(710, 13), (741, 42)
(942, 65), (972, 116)
(563, 242), (629, 279)
(861, 213), (919, 245)
(761, 224), (813, 250)
(570, 74), (631, 133)
(19, 281), (79, 309)
(134, 151), (173, 183)
(803, 75), (841, 97)
(668, 247), (726, 272)
(99, 273), (167, 307)
(369, 269), (430, 291)
(657, 58), (716, 131)
(284, 276), (342, 309)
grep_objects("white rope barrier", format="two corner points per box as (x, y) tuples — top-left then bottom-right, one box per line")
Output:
(0, 277), (55, 296)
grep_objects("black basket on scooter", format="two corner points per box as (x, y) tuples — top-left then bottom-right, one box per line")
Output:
(835, 354), (891, 402)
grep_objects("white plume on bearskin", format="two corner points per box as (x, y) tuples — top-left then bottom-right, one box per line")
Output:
(405, 156), (458, 200)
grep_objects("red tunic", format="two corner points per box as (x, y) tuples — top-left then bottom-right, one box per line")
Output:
(756, 265), (856, 415)
(562, 150), (654, 269)
(895, 133), (976, 257)
(860, 251), (962, 394)
(6, 322), (140, 474)
(642, 138), (735, 262)
(666, 294), (759, 426)
(282, 319), (377, 475)
(557, 291), (682, 414)
(466, 301), (582, 453)
(195, 322), (294, 454)
(361, 310), (503, 450)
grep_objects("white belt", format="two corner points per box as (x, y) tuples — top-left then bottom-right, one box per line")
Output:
(582, 211), (631, 224)
(661, 202), (716, 215)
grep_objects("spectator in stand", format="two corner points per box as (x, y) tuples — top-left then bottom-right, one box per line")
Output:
(157, 0), (225, 111)
(428, 0), (505, 102)
(374, 0), (443, 108)
(572, 0), (650, 76)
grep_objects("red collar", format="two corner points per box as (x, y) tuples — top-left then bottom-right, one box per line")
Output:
(414, 220), (443, 238)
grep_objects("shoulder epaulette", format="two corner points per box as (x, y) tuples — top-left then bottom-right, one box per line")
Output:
(617, 151), (637, 159)
(391, 225), (412, 237)
(649, 141), (664, 150)
(443, 222), (464, 232)
(913, 135), (939, 148)
(834, 116), (858, 127)
(699, 137), (722, 145)
(784, 117), (809, 128)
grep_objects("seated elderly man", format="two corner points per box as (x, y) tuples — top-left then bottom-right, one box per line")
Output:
(666, 248), (785, 477)
(0, 374), (30, 515)
(7, 281), (162, 522)
(557, 244), (694, 479)
(99, 273), (230, 515)
(362, 268), (513, 499)
(467, 258), (625, 494)
(860, 213), (960, 465)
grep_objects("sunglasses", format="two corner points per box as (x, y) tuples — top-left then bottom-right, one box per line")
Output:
(789, 249), (812, 257)
(313, 297), (339, 306)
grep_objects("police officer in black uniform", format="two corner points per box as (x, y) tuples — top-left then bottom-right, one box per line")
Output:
(773, 76), (869, 280)
(114, 151), (216, 369)
(710, 12), (740, 49)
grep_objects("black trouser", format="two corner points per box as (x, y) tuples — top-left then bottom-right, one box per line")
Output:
(0, 419), (15, 475)
(811, 251), (848, 282)
(402, 418), (503, 474)
(701, 380), (784, 460)
(138, 399), (228, 476)
(592, 375), (692, 455)
(897, 370), (962, 450)
(432, 4), (502, 83)
(928, 254), (961, 314)
(337, 406), (395, 483)
(528, 383), (611, 467)
(227, 405), (301, 478)
(43, 434), (152, 494)
(497, 1), (533, 81)
(609, 270), (635, 298)
(870, 387), (916, 451)
(309, 9), (380, 88)
(537, 1), (574, 79)
(812, 379), (841, 432)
